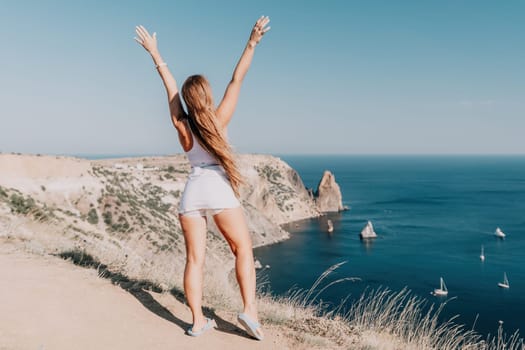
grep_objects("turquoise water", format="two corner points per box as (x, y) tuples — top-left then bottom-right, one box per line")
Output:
(254, 155), (525, 337)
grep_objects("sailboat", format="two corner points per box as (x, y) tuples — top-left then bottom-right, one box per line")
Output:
(498, 272), (510, 289)
(494, 227), (506, 239)
(327, 219), (334, 233)
(360, 221), (377, 239)
(480, 245), (485, 262)
(431, 277), (449, 296)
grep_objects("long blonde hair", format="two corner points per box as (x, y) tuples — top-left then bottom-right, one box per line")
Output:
(181, 75), (243, 197)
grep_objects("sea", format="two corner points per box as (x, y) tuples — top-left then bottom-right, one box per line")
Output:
(254, 155), (525, 338)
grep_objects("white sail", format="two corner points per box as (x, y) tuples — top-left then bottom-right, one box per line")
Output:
(327, 220), (334, 233)
(494, 227), (506, 238)
(432, 277), (448, 296)
(498, 272), (510, 289)
(441, 277), (448, 292)
(480, 245), (485, 261)
(360, 221), (377, 239)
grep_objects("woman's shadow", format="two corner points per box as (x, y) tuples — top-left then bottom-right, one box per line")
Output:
(57, 250), (253, 339)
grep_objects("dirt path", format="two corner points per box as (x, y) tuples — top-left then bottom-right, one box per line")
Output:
(0, 250), (291, 350)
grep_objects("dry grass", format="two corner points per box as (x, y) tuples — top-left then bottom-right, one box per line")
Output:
(346, 287), (480, 349)
(483, 322), (524, 350)
(255, 262), (524, 350)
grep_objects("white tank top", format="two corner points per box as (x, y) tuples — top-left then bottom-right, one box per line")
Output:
(186, 129), (219, 168)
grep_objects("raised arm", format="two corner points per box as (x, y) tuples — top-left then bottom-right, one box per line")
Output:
(134, 25), (188, 132)
(216, 16), (271, 129)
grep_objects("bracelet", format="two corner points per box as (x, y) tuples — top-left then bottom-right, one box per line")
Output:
(156, 62), (168, 69)
(248, 41), (256, 49)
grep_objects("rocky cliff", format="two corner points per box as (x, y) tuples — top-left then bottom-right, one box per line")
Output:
(314, 170), (344, 212)
(239, 154), (320, 225)
(0, 153), (338, 291)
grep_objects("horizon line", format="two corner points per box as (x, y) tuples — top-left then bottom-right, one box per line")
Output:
(2, 151), (525, 159)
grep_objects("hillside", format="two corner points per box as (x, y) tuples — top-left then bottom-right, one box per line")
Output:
(0, 153), (327, 308)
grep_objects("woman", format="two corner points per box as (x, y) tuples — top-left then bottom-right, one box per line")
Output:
(134, 16), (270, 340)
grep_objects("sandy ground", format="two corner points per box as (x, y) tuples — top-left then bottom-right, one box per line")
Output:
(0, 250), (290, 350)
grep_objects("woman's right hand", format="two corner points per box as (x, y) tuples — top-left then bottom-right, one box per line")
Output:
(134, 25), (158, 54)
(249, 16), (271, 46)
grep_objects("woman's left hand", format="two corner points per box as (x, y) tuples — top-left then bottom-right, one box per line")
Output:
(134, 25), (158, 54)
(249, 16), (271, 46)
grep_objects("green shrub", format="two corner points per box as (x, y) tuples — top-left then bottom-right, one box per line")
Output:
(87, 208), (99, 225)
(111, 220), (130, 232)
(9, 193), (36, 214)
(7, 193), (50, 221)
(103, 211), (112, 225)
(145, 198), (171, 213)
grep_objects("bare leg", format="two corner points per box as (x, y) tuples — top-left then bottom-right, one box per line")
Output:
(179, 213), (208, 332)
(213, 207), (264, 338)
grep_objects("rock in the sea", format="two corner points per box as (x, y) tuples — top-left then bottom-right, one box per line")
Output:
(360, 221), (377, 239)
(314, 170), (344, 212)
(254, 259), (263, 269)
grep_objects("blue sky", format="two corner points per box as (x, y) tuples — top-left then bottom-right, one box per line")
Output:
(1, 0), (524, 155)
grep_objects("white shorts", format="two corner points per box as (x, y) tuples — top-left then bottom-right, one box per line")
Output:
(178, 165), (240, 217)
(181, 208), (225, 218)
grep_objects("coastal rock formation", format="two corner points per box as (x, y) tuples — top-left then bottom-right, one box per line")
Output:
(238, 154), (320, 226)
(314, 170), (344, 212)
